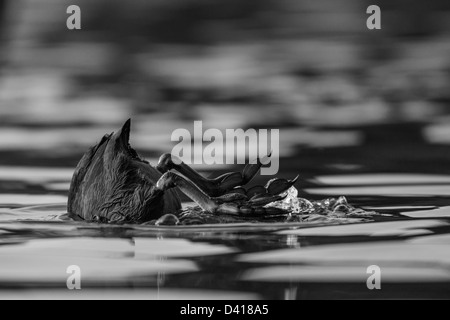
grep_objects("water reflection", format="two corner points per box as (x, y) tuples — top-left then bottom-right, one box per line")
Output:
(1, 0), (450, 299)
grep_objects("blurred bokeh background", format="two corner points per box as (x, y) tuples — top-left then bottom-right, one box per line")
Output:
(3, 1), (450, 299)
(1, 0), (450, 194)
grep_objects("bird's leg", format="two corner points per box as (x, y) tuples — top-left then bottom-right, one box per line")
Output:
(156, 171), (219, 213)
(156, 153), (216, 194)
(156, 153), (270, 197)
(227, 175), (299, 203)
(156, 172), (299, 216)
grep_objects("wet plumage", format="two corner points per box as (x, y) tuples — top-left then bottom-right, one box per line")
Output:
(68, 120), (297, 224)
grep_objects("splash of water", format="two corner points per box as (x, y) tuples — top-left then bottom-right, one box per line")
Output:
(264, 186), (311, 214)
(169, 186), (378, 225)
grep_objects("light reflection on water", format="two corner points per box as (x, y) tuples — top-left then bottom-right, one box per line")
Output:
(1, 25), (450, 299)
(0, 96), (450, 298)
(1, 166), (450, 299)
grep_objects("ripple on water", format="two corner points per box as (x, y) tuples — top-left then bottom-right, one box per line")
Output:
(0, 171), (449, 297)
(0, 238), (201, 284)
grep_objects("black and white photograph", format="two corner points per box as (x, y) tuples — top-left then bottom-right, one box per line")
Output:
(0, 0), (450, 303)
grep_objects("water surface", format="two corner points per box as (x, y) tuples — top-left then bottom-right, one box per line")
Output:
(1, 28), (450, 299)
(1, 161), (450, 299)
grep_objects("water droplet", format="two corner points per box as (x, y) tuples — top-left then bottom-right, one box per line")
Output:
(155, 214), (179, 226)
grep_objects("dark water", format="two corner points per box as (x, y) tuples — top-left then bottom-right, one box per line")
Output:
(1, 116), (450, 299)
(1, 6), (450, 297)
